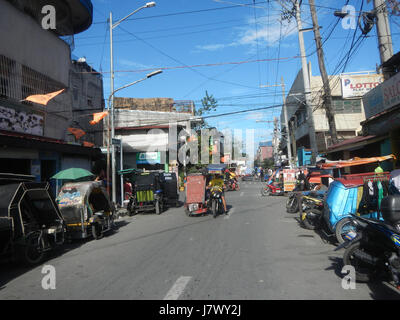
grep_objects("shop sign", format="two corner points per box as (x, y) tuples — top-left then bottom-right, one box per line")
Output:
(341, 74), (383, 98)
(363, 71), (400, 119)
(136, 152), (161, 164)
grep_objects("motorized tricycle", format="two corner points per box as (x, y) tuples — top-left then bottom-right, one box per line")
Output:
(127, 172), (164, 215)
(57, 181), (115, 240)
(0, 173), (65, 265)
(184, 173), (208, 217)
(261, 169), (285, 196)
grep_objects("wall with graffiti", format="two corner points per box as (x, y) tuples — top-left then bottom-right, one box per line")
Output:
(0, 105), (44, 135)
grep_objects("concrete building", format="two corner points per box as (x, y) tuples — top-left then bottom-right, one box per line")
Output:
(0, 0), (99, 192)
(113, 98), (196, 172)
(326, 52), (400, 171)
(280, 63), (383, 162)
(256, 141), (273, 164)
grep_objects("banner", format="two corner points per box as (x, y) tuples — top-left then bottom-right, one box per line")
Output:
(0, 105), (43, 135)
(90, 111), (108, 125)
(136, 152), (161, 165)
(341, 74), (383, 98)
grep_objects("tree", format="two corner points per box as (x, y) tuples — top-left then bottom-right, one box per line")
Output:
(193, 91), (218, 130)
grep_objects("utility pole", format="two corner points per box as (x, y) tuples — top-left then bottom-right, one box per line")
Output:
(308, 0), (338, 146)
(260, 78), (292, 167)
(374, 0), (394, 79)
(273, 117), (279, 166)
(293, 0), (318, 164)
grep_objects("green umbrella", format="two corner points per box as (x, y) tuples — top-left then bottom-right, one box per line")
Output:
(51, 168), (95, 181)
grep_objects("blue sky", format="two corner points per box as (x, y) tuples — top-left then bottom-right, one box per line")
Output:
(73, 0), (400, 147)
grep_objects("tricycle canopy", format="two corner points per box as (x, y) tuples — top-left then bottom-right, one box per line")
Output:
(206, 164), (227, 174)
(57, 181), (113, 226)
(0, 181), (64, 239)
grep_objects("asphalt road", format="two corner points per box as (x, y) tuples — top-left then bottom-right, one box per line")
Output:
(1, 181), (400, 300)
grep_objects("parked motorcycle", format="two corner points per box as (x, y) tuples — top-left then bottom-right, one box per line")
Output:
(338, 195), (400, 286)
(299, 195), (325, 230)
(209, 186), (225, 218)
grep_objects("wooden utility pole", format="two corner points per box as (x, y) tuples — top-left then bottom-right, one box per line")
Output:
(308, 0), (338, 146)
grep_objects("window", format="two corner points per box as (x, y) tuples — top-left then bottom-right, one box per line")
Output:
(332, 98), (362, 114)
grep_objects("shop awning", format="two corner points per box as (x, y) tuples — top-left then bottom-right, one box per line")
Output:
(325, 135), (388, 154)
(318, 154), (397, 169)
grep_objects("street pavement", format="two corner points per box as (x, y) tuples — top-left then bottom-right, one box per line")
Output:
(1, 181), (400, 300)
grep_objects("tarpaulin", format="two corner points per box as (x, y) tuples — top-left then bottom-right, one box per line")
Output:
(319, 154), (396, 169)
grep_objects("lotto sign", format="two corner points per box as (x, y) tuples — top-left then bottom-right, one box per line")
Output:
(283, 169), (297, 192)
(341, 74), (383, 98)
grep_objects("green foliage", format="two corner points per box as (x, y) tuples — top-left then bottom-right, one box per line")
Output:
(194, 91), (218, 129)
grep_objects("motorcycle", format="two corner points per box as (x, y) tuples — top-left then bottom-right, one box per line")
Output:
(337, 195), (400, 286)
(209, 186), (225, 218)
(299, 195), (325, 230)
(227, 178), (240, 191)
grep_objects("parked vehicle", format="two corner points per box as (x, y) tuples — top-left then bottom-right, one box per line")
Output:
(184, 173), (208, 217)
(160, 172), (179, 208)
(261, 169), (285, 196)
(338, 195), (400, 286)
(127, 172), (164, 215)
(321, 173), (390, 243)
(57, 181), (115, 240)
(298, 194), (325, 230)
(0, 173), (65, 265)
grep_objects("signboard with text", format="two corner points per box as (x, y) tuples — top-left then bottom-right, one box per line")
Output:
(363, 71), (400, 119)
(341, 74), (383, 99)
(136, 152), (161, 165)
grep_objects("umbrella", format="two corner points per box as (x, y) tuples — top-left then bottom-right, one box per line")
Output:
(51, 168), (94, 181)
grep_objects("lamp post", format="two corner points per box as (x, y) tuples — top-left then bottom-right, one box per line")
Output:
(107, 70), (162, 205)
(108, 2), (157, 205)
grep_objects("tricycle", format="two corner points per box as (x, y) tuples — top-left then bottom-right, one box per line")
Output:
(57, 181), (115, 240)
(127, 171), (164, 215)
(0, 173), (65, 265)
(184, 173), (208, 217)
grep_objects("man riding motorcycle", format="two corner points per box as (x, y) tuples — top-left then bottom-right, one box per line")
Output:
(207, 174), (228, 213)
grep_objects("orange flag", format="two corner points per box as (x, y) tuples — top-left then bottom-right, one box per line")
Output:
(83, 141), (94, 148)
(90, 111), (108, 125)
(68, 127), (86, 140)
(24, 89), (65, 105)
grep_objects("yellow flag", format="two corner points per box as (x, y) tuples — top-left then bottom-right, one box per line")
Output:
(90, 111), (108, 125)
(24, 89), (65, 105)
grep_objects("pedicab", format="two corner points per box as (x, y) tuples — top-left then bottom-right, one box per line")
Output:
(0, 173), (65, 265)
(184, 173), (208, 217)
(57, 181), (115, 240)
(160, 172), (179, 208)
(127, 171), (164, 215)
(261, 168), (285, 196)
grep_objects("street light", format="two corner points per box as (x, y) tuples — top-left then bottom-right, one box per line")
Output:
(108, 2), (157, 205)
(107, 70), (163, 205)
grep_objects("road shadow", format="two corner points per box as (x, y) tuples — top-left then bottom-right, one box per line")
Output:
(326, 255), (400, 300)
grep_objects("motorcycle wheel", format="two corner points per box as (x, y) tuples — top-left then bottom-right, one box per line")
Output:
(335, 218), (356, 244)
(235, 184), (240, 191)
(92, 224), (104, 240)
(299, 210), (317, 230)
(343, 241), (375, 283)
(286, 195), (299, 213)
(212, 200), (217, 218)
(261, 187), (270, 197)
(17, 234), (45, 266)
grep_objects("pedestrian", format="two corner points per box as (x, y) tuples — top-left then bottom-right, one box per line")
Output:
(260, 168), (264, 182)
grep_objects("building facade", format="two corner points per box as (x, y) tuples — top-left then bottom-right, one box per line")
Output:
(280, 62), (382, 162)
(0, 0), (100, 193)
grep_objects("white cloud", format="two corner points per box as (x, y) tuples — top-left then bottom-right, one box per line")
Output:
(195, 14), (298, 52)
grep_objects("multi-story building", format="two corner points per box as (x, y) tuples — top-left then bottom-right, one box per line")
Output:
(280, 62), (383, 162)
(256, 141), (273, 164)
(113, 98), (196, 172)
(0, 0), (99, 191)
